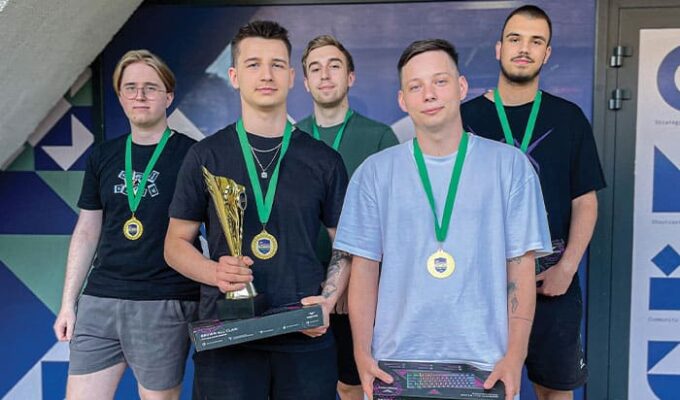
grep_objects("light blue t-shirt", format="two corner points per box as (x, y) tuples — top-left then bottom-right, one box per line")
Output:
(334, 134), (552, 370)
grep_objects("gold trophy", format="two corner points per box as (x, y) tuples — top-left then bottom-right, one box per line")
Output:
(202, 167), (267, 320)
(187, 168), (325, 350)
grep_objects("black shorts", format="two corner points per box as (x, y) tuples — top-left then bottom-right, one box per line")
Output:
(192, 344), (337, 400)
(331, 313), (361, 385)
(525, 274), (588, 390)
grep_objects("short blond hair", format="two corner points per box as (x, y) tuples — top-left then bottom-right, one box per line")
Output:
(112, 50), (175, 95)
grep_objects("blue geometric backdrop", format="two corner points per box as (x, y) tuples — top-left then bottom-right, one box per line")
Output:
(0, 2), (595, 399)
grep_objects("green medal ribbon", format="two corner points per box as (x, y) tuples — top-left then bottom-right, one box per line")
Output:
(312, 109), (354, 150)
(493, 89), (542, 153)
(235, 119), (292, 225)
(125, 127), (171, 214)
(413, 132), (469, 243)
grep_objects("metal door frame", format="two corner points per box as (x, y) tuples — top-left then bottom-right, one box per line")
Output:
(590, 1), (680, 398)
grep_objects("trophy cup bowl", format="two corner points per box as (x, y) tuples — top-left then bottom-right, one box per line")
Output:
(202, 167), (267, 320)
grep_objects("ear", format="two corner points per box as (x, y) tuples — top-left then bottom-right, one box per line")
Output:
(398, 90), (408, 113)
(495, 41), (502, 61)
(459, 75), (469, 101)
(228, 67), (239, 90)
(165, 91), (175, 109)
(289, 67), (295, 89)
(347, 71), (356, 88)
(303, 76), (310, 92)
(543, 45), (552, 65)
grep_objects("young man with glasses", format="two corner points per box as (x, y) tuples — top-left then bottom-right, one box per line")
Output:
(461, 6), (606, 399)
(165, 21), (349, 399)
(53, 50), (199, 400)
(296, 34), (399, 400)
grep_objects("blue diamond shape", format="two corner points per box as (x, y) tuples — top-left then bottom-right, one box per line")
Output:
(652, 245), (680, 276)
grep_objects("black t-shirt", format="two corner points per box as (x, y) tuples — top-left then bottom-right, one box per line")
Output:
(169, 123), (348, 351)
(461, 91), (606, 247)
(78, 131), (200, 300)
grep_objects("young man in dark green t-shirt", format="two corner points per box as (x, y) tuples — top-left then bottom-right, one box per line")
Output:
(297, 35), (399, 400)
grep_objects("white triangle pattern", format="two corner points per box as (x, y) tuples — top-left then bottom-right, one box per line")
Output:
(649, 343), (680, 375)
(2, 342), (68, 400)
(41, 115), (94, 171)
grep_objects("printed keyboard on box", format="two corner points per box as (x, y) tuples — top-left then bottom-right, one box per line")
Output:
(406, 371), (480, 389)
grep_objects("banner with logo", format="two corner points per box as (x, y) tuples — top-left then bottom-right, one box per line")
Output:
(628, 29), (680, 400)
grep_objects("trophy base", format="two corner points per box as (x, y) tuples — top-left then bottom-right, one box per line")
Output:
(216, 293), (268, 320)
(189, 304), (324, 352)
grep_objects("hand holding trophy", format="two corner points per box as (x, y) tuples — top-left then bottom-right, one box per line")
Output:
(202, 167), (268, 320)
(190, 167), (323, 351)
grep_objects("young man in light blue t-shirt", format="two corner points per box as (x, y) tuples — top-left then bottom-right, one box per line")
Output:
(333, 39), (552, 400)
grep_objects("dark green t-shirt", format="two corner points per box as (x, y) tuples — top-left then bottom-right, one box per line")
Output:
(297, 111), (399, 264)
(297, 112), (399, 177)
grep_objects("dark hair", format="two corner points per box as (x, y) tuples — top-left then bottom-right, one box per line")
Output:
(501, 5), (553, 45)
(397, 39), (459, 81)
(301, 35), (355, 77)
(230, 20), (292, 66)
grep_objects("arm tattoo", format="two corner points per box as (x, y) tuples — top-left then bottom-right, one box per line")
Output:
(507, 281), (519, 314)
(322, 250), (352, 299)
(508, 256), (522, 264)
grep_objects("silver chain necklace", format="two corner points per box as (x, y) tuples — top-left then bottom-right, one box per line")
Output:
(251, 145), (282, 179)
(251, 142), (283, 153)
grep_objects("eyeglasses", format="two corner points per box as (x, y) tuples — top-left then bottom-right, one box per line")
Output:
(121, 85), (167, 100)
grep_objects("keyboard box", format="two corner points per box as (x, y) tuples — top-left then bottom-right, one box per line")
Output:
(374, 360), (505, 400)
(189, 304), (323, 352)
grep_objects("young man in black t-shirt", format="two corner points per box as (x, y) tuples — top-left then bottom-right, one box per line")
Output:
(53, 50), (199, 400)
(460, 6), (606, 400)
(296, 34), (399, 400)
(165, 21), (349, 400)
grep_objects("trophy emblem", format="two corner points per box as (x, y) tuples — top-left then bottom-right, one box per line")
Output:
(427, 249), (455, 279)
(202, 167), (267, 319)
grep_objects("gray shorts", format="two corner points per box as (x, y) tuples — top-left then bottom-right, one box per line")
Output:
(69, 295), (198, 391)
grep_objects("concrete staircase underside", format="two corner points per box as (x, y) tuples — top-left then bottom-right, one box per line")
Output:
(0, 0), (143, 169)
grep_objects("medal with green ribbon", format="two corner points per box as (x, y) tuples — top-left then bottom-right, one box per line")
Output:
(413, 132), (469, 279)
(235, 119), (292, 260)
(311, 109), (353, 150)
(123, 127), (171, 240)
(493, 89), (542, 153)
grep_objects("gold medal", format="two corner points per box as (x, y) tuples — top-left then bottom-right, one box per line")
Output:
(427, 249), (455, 279)
(123, 215), (143, 240)
(251, 229), (278, 260)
